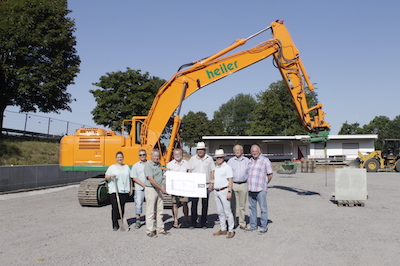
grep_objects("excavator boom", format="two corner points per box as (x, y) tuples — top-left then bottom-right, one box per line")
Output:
(141, 20), (330, 152)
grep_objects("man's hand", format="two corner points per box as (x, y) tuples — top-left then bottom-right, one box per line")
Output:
(227, 192), (232, 199)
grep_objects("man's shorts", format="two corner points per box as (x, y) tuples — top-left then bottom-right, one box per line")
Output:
(172, 195), (189, 204)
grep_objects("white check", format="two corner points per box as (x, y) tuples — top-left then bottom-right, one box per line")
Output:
(165, 171), (207, 198)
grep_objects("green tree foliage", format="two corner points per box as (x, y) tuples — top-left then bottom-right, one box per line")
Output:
(0, 0), (80, 132)
(181, 111), (216, 152)
(389, 115), (400, 138)
(338, 121), (364, 135)
(213, 93), (256, 135)
(247, 80), (309, 136)
(338, 115), (400, 150)
(362, 116), (396, 150)
(90, 68), (165, 131)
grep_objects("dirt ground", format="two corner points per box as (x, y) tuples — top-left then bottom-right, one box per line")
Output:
(0, 169), (399, 266)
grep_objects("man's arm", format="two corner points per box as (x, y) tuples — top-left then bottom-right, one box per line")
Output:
(148, 176), (167, 194)
(227, 177), (233, 199)
(265, 159), (273, 184)
(130, 165), (146, 188)
(208, 170), (215, 192)
(132, 177), (146, 188)
(267, 173), (273, 183)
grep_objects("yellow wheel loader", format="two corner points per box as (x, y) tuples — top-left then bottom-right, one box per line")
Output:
(358, 139), (400, 172)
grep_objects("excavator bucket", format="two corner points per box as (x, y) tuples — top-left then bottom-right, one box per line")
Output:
(277, 161), (298, 174)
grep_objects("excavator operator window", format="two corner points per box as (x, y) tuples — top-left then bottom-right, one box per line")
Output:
(135, 121), (141, 144)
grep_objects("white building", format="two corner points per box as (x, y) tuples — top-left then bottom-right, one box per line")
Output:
(202, 134), (378, 163)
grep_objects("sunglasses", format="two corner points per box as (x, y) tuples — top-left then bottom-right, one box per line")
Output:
(139, 154), (146, 156)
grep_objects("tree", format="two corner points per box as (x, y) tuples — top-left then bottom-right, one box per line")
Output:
(389, 115), (400, 139)
(338, 121), (364, 135)
(181, 111), (215, 153)
(90, 68), (165, 131)
(362, 116), (394, 150)
(247, 80), (309, 135)
(0, 0), (80, 133)
(213, 93), (256, 135)
(338, 115), (400, 150)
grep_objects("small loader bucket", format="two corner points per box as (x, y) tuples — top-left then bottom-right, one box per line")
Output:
(277, 161), (297, 174)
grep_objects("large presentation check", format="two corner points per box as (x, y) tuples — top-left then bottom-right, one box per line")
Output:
(165, 171), (207, 198)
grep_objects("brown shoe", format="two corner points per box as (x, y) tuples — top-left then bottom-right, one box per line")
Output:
(147, 232), (157, 238)
(239, 226), (247, 230)
(226, 232), (235, 239)
(213, 230), (227, 236)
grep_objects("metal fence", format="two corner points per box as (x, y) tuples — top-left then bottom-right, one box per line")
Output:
(2, 110), (97, 138)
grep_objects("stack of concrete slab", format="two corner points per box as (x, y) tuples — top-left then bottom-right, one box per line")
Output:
(334, 168), (367, 206)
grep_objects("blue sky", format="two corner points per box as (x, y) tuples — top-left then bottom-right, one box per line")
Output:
(7, 0), (400, 134)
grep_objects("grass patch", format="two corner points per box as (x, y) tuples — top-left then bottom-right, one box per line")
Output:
(0, 136), (59, 165)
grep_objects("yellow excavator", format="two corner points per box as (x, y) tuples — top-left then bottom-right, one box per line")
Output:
(59, 20), (331, 206)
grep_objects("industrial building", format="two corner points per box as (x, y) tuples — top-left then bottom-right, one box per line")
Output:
(202, 134), (378, 163)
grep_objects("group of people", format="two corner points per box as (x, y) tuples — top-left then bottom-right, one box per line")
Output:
(104, 141), (273, 238)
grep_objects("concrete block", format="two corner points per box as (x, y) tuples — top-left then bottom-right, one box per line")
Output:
(335, 168), (367, 201)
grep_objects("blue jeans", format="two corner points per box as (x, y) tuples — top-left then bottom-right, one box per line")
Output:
(248, 190), (268, 230)
(134, 189), (145, 215)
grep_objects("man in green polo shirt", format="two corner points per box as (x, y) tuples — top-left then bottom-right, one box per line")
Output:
(144, 149), (170, 237)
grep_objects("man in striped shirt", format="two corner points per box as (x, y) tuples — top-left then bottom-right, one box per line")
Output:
(246, 144), (273, 234)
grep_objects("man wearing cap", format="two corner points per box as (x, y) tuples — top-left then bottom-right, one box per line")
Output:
(246, 144), (273, 235)
(227, 144), (249, 230)
(210, 149), (235, 238)
(188, 141), (215, 229)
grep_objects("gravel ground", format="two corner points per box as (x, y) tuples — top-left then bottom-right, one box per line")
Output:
(0, 170), (399, 266)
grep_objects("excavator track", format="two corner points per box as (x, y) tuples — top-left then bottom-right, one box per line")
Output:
(78, 177), (109, 206)
(78, 176), (173, 208)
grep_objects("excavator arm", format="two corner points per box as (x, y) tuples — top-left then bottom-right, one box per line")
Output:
(140, 20), (330, 160)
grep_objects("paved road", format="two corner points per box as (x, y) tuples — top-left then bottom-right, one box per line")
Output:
(1, 170), (399, 265)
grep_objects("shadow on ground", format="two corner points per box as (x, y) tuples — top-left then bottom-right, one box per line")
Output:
(270, 185), (320, 196)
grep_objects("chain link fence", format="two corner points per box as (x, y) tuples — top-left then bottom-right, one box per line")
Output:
(2, 110), (97, 138)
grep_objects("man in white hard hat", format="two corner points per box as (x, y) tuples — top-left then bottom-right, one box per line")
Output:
(210, 149), (235, 238)
(188, 141), (215, 229)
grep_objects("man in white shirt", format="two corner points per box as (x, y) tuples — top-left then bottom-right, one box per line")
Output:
(166, 148), (190, 228)
(210, 149), (235, 238)
(227, 144), (249, 229)
(188, 142), (215, 229)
